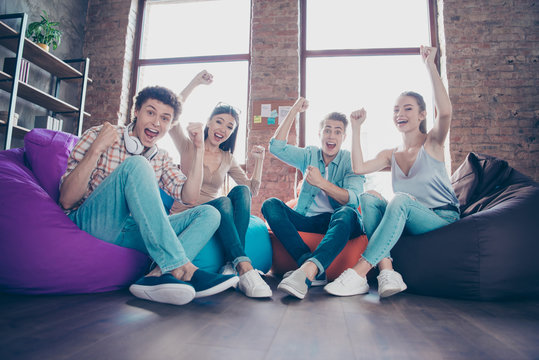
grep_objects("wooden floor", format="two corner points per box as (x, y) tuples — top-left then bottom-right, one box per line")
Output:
(1, 274), (538, 360)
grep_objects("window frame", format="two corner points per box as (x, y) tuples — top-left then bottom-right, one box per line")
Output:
(130, 0), (252, 162)
(298, 0), (439, 147)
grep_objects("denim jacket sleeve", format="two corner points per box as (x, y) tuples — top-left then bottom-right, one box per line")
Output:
(343, 169), (365, 209)
(269, 138), (309, 172)
(339, 152), (365, 209)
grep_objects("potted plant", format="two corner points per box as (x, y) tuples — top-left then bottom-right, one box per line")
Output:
(25, 10), (62, 52)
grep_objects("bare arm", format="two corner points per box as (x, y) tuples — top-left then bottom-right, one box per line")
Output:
(350, 108), (392, 174)
(178, 70), (213, 104)
(169, 123), (195, 175)
(249, 145), (265, 185)
(272, 97), (308, 141)
(422, 46), (453, 148)
(180, 122), (205, 204)
(170, 70), (213, 174)
(59, 122), (119, 209)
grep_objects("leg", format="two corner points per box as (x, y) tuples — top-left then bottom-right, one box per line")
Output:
(360, 192), (459, 269)
(206, 189), (272, 298)
(359, 191), (387, 239)
(305, 206), (364, 277)
(69, 156), (194, 272)
(70, 157), (237, 304)
(227, 185), (252, 249)
(262, 197), (331, 267)
(205, 196), (250, 268)
(326, 193), (459, 298)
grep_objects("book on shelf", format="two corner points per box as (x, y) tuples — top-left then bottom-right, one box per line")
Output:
(34, 116), (62, 131)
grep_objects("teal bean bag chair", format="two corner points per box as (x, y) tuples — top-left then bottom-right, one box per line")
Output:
(160, 190), (272, 273)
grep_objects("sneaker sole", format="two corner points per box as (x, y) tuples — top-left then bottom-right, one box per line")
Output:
(129, 283), (195, 305)
(241, 287), (273, 298)
(277, 282), (306, 299)
(283, 271), (326, 287)
(378, 284), (407, 298)
(194, 276), (239, 298)
(323, 284), (369, 297)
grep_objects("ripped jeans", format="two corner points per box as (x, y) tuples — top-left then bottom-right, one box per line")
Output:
(360, 192), (460, 266)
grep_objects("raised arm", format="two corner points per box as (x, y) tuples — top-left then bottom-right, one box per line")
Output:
(178, 70), (213, 104)
(272, 97), (308, 142)
(169, 122), (195, 175)
(349, 108), (392, 175)
(180, 122), (205, 204)
(59, 123), (118, 210)
(249, 145), (265, 187)
(170, 70), (213, 174)
(422, 46), (453, 148)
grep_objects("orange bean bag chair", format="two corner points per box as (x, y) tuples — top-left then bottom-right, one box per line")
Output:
(269, 198), (368, 281)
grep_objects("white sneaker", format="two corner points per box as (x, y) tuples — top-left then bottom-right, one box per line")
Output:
(377, 269), (407, 298)
(283, 270), (327, 287)
(323, 269), (369, 296)
(238, 269), (272, 298)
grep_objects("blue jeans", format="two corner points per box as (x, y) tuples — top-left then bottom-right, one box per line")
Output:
(204, 185), (251, 268)
(68, 156), (221, 273)
(360, 192), (460, 266)
(261, 198), (364, 276)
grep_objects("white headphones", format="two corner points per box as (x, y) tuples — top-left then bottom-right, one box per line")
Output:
(123, 122), (158, 160)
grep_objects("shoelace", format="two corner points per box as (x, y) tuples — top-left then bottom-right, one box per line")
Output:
(378, 271), (395, 287)
(336, 269), (357, 285)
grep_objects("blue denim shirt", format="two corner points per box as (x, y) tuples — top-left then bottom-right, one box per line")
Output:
(269, 138), (365, 216)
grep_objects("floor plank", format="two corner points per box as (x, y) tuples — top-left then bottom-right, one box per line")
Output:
(1, 275), (538, 360)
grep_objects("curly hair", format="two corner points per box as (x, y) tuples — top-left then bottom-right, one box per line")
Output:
(131, 86), (182, 124)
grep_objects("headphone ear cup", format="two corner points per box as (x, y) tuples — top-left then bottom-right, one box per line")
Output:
(124, 123), (144, 155)
(144, 145), (158, 160)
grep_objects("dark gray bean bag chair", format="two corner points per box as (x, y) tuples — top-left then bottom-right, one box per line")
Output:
(391, 152), (539, 300)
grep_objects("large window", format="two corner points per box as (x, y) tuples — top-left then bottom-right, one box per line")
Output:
(134, 0), (251, 163)
(301, 0), (435, 198)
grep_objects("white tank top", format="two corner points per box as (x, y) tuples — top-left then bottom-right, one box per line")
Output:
(391, 146), (459, 209)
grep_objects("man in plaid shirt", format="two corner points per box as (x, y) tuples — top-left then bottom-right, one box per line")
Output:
(60, 86), (239, 305)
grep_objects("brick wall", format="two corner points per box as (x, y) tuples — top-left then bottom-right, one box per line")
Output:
(442, 0), (539, 180)
(83, 0), (138, 129)
(82, 0), (539, 200)
(248, 0), (300, 216)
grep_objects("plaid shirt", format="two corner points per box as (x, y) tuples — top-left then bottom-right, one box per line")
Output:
(60, 124), (186, 212)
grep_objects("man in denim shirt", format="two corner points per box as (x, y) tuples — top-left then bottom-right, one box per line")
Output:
(261, 97), (365, 299)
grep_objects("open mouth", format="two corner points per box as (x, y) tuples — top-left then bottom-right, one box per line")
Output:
(326, 141), (336, 150)
(144, 128), (159, 142)
(396, 119), (408, 127)
(213, 132), (224, 142)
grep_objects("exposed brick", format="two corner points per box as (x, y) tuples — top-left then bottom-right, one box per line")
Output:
(444, 0), (538, 181)
(82, 0), (538, 214)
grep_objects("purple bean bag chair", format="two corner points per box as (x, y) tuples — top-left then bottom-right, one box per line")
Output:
(0, 129), (149, 294)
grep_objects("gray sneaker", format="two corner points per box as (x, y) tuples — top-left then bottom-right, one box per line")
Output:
(277, 268), (311, 299)
(283, 269), (327, 287)
(377, 269), (407, 298)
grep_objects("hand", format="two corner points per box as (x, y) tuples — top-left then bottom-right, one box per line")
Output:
(293, 97), (309, 113)
(251, 145), (265, 160)
(350, 108), (367, 128)
(186, 122), (205, 149)
(420, 45), (437, 66)
(91, 122), (118, 155)
(304, 166), (324, 188)
(194, 70), (213, 86)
